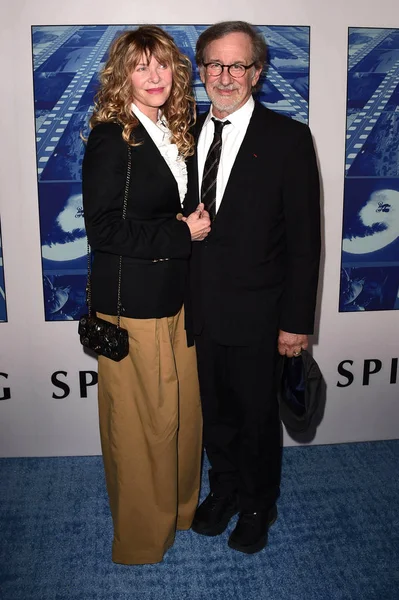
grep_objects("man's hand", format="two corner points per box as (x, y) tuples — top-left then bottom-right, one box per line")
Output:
(278, 330), (308, 357)
(182, 203), (211, 241)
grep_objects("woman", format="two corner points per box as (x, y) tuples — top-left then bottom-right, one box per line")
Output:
(82, 26), (210, 565)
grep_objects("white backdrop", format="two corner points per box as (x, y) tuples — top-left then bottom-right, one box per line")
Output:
(0, 0), (398, 457)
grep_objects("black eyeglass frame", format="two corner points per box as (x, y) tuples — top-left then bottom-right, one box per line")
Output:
(202, 61), (256, 78)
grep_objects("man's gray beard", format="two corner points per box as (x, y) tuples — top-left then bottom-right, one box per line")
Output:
(211, 99), (240, 114)
(208, 89), (240, 115)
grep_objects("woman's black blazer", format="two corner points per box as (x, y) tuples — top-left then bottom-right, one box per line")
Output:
(82, 121), (191, 319)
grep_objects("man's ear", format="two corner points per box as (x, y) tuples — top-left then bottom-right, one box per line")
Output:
(251, 67), (262, 87)
(199, 66), (206, 85)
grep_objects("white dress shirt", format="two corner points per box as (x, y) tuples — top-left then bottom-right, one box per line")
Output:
(197, 96), (255, 213)
(131, 103), (187, 206)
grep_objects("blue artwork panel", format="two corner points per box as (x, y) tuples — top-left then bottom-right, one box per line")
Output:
(0, 224), (7, 322)
(43, 273), (87, 320)
(342, 178), (399, 260)
(38, 182), (86, 269)
(340, 28), (399, 312)
(268, 26), (309, 49)
(34, 73), (75, 111)
(36, 47), (94, 75)
(63, 29), (106, 47)
(348, 112), (399, 177)
(75, 76), (100, 113)
(340, 266), (399, 312)
(32, 24), (310, 321)
(347, 73), (385, 111)
(39, 114), (87, 181)
(355, 49), (399, 74)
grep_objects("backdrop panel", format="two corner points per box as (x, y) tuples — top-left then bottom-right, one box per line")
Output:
(340, 27), (399, 312)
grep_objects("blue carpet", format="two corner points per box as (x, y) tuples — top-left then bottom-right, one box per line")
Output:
(1, 441), (399, 600)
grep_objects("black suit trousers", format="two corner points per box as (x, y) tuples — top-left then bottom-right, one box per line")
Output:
(195, 329), (282, 513)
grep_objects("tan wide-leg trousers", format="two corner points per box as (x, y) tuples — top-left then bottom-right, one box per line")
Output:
(97, 306), (202, 565)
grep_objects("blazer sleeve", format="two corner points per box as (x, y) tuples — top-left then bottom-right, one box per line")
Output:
(82, 123), (192, 260)
(279, 125), (321, 334)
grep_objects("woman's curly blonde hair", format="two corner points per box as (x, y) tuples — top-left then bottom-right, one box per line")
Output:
(89, 26), (196, 157)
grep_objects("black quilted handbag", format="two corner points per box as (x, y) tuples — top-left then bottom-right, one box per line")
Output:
(78, 313), (129, 362)
(78, 145), (131, 362)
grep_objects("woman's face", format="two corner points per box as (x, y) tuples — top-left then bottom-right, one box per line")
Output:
(130, 54), (173, 121)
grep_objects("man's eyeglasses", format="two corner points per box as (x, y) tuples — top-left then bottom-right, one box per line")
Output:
(203, 62), (256, 78)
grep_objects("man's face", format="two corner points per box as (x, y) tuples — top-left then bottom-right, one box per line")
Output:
(200, 32), (262, 119)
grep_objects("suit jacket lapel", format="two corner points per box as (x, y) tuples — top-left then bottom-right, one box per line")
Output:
(134, 121), (180, 200)
(187, 106), (266, 217)
(215, 102), (265, 219)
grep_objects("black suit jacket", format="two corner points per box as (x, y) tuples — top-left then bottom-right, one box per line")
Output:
(184, 101), (321, 346)
(82, 121), (192, 319)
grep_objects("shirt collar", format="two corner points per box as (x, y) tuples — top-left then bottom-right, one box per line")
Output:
(131, 102), (169, 144)
(204, 95), (255, 129)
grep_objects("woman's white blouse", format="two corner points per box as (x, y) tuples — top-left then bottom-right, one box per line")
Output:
(131, 103), (187, 206)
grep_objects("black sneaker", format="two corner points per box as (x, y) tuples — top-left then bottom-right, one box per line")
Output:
(228, 504), (278, 554)
(191, 492), (239, 536)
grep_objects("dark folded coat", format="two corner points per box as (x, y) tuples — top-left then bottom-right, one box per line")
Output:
(277, 350), (325, 434)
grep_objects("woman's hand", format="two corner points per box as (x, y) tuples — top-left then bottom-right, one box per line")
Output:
(183, 203), (211, 241)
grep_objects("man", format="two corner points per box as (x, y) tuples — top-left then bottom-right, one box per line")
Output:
(184, 21), (320, 554)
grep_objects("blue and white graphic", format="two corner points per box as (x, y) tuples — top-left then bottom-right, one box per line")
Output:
(32, 24), (310, 320)
(340, 28), (399, 312)
(0, 224), (7, 322)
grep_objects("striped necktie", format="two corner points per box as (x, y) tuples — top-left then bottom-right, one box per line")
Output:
(200, 117), (231, 220)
